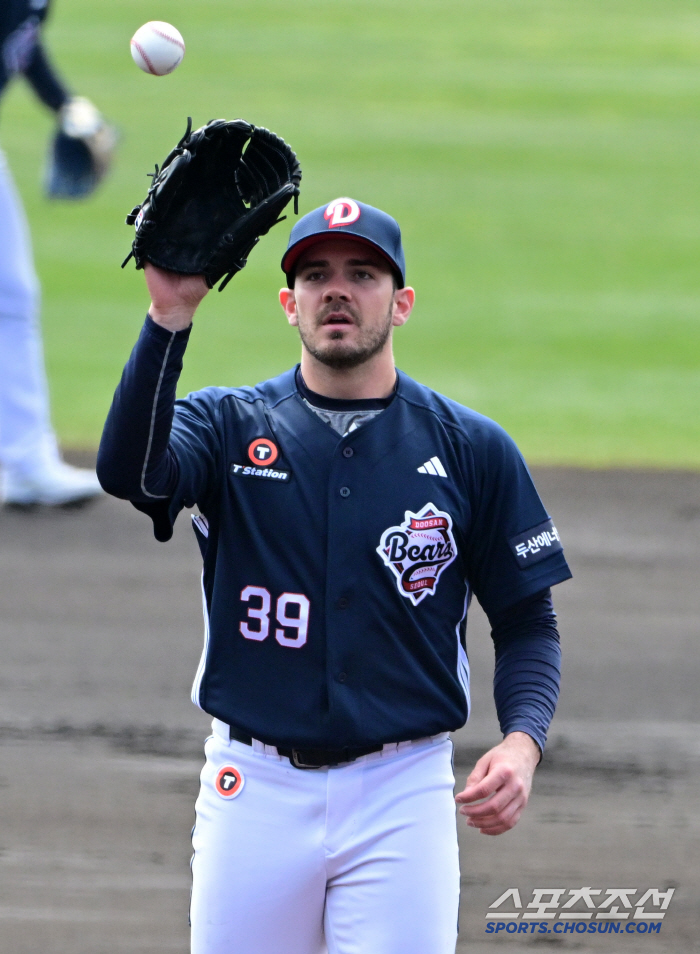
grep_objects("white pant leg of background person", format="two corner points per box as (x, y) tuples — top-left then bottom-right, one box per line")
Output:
(191, 723), (460, 954)
(0, 148), (102, 505)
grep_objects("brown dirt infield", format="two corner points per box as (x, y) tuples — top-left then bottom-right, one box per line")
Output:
(0, 464), (698, 953)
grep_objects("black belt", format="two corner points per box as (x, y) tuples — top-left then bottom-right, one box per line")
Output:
(227, 724), (383, 770)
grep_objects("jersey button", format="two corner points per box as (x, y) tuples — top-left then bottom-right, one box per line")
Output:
(337, 597), (349, 609)
(339, 486), (351, 497)
(337, 672), (347, 683)
(342, 447), (354, 458)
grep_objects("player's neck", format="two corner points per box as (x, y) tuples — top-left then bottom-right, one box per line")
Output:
(299, 349), (397, 400)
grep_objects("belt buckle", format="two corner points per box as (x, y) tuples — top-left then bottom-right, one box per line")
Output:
(290, 749), (323, 770)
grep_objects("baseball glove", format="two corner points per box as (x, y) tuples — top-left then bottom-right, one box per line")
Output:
(121, 117), (302, 291)
(45, 97), (118, 199)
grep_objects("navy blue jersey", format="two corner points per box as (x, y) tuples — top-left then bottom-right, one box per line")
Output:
(98, 318), (571, 750)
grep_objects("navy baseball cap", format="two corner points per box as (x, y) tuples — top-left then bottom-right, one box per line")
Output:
(282, 198), (406, 288)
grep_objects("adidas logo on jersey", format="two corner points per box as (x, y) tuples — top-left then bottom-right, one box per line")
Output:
(417, 456), (447, 478)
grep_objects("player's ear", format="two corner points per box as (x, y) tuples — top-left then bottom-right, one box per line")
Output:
(391, 286), (415, 327)
(279, 288), (298, 326)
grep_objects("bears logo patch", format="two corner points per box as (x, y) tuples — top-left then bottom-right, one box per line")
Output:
(377, 503), (457, 605)
(215, 765), (244, 799)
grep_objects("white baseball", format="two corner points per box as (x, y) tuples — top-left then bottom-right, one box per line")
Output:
(130, 21), (185, 76)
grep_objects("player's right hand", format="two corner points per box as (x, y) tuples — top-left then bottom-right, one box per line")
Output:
(145, 262), (209, 331)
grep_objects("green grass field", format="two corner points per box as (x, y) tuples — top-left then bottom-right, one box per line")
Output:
(2, 0), (699, 466)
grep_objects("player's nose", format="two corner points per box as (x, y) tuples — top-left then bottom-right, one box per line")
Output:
(322, 285), (351, 303)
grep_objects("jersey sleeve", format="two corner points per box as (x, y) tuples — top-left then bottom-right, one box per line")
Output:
(166, 389), (224, 515)
(98, 316), (222, 542)
(125, 388), (225, 543)
(462, 421), (572, 617)
(489, 588), (561, 753)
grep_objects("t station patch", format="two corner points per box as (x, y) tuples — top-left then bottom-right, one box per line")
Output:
(215, 765), (245, 799)
(377, 503), (457, 605)
(230, 463), (290, 482)
(248, 438), (279, 466)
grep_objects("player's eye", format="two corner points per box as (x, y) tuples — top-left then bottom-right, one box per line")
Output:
(354, 269), (374, 280)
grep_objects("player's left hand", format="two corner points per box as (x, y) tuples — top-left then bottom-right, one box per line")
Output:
(455, 731), (540, 836)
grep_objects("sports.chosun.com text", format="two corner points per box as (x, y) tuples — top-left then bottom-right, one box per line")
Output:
(486, 921), (662, 936)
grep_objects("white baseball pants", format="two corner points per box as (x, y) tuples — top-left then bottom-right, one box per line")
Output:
(0, 147), (56, 471)
(190, 720), (460, 954)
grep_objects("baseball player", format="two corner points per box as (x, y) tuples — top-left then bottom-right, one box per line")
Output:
(98, 198), (571, 954)
(0, 0), (112, 505)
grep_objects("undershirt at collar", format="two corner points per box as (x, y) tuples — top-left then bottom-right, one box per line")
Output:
(295, 369), (396, 437)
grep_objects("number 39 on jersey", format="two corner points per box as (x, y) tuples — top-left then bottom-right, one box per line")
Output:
(239, 586), (310, 648)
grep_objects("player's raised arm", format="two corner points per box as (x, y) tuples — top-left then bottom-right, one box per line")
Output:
(98, 118), (302, 534)
(96, 267), (207, 508)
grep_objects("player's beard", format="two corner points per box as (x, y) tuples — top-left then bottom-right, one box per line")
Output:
(297, 303), (394, 370)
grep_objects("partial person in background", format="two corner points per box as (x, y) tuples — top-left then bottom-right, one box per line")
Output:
(0, 0), (115, 506)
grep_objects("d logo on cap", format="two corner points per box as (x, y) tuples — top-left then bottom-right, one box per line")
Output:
(324, 198), (361, 228)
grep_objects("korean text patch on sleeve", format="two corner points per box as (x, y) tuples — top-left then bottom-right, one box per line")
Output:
(509, 518), (563, 569)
